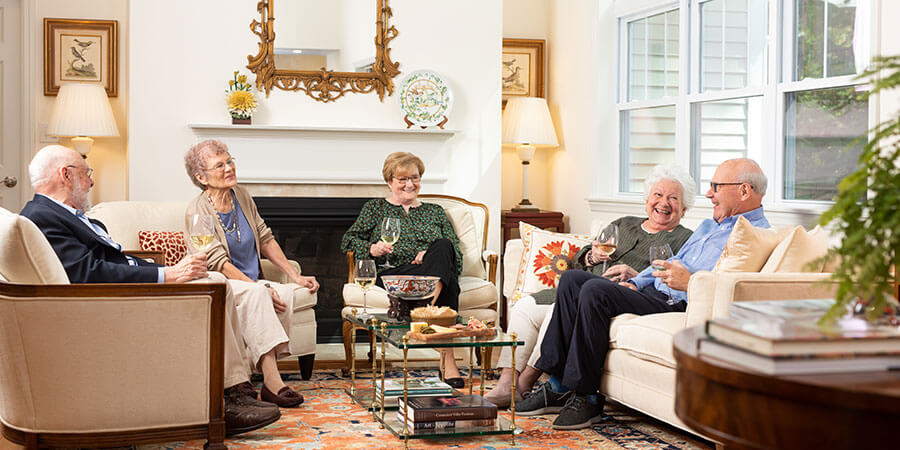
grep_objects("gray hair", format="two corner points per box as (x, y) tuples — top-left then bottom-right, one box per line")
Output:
(28, 145), (78, 188)
(643, 164), (697, 211)
(735, 159), (768, 196)
(185, 139), (229, 189)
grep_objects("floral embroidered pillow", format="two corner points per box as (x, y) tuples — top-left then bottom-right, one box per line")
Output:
(138, 230), (187, 266)
(511, 222), (591, 306)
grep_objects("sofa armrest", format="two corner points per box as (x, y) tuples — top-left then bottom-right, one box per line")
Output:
(260, 258), (301, 284)
(503, 239), (524, 298)
(685, 271), (838, 328)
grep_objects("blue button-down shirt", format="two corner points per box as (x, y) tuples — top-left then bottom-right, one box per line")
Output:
(630, 206), (770, 303)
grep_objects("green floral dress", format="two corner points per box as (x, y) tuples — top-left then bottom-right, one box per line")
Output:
(340, 198), (463, 275)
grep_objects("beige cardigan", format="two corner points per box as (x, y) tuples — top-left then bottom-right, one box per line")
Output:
(185, 185), (276, 279)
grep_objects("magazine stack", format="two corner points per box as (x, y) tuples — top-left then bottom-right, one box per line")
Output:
(375, 377), (454, 407)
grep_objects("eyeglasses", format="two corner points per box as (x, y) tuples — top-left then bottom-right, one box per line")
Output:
(709, 181), (744, 193)
(205, 158), (236, 172)
(65, 165), (94, 178)
(393, 175), (421, 184)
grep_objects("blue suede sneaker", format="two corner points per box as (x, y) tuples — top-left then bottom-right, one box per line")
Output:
(514, 381), (573, 416)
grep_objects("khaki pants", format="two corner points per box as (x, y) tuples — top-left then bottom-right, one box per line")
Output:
(192, 272), (252, 389)
(226, 279), (292, 368)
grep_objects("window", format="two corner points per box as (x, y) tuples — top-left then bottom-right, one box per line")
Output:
(617, 0), (869, 203)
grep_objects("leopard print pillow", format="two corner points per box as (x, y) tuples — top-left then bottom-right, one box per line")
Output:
(138, 230), (188, 266)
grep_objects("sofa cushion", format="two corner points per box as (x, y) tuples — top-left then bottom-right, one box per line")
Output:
(609, 312), (686, 368)
(761, 225), (830, 273)
(87, 201), (189, 250)
(713, 216), (787, 273)
(0, 207), (69, 284)
(139, 230), (188, 266)
(443, 206), (486, 279)
(512, 222), (591, 305)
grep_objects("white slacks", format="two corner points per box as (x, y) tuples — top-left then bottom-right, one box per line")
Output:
(226, 279), (293, 367)
(497, 296), (554, 372)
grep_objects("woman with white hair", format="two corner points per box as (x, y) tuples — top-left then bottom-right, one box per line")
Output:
(484, 164), (696, 407)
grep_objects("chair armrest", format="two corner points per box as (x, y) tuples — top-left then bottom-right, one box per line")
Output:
(346, 251), (354, 283)
(685, 271), (837, 328)
(483, 251), (499, 285)
(260, 258), (301, 284)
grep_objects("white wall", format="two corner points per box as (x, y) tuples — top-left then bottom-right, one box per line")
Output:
(128, 0), (502, 250)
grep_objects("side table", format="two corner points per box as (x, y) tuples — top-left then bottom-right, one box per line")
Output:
(501, 210), (564, 250)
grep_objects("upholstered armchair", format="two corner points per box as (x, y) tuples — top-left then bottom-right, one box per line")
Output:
(0, 207), (227, 449)
(340, 194), (499, 373)
(88, 201), (318, 378)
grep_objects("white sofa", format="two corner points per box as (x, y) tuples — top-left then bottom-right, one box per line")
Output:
(502, 237), (838, 433)
(88, 200), (318, 377)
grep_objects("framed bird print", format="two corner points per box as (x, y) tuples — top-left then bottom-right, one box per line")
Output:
(502, 38), (545, 107)
(44, 18), (118, 97)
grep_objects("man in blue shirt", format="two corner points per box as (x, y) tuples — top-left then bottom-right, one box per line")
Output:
(516, 158), (770, 430)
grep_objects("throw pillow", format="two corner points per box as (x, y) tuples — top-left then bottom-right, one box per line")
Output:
(139, 230), (188, 266)
(713, 216), (788, 273)
(760, 225), (830, 273)
(443, 206), (487, 279)
(511, 222), (591, 306)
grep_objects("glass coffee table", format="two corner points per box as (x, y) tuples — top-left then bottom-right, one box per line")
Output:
(343, 310), (524, 449)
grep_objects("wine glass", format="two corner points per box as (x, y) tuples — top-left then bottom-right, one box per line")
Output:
(649, 243), (675, 305)
(187, 214), (216, 253)
(593, 224), (619, 274)
(355, 259), (377, 319)
(379, 217), (402, 269)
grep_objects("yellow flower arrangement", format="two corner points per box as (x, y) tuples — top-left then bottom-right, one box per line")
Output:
(226, 70), (257, 119)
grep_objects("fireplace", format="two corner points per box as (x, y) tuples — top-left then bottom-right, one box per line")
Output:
(254, 197), (372, 344)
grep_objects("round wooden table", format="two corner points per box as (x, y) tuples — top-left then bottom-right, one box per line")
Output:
(673, 326), (900, 450)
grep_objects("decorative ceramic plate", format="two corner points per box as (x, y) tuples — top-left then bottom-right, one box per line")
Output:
(398, 70), (453, 127)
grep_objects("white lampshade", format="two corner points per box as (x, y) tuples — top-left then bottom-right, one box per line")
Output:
(48, 83), (119, 156)
(502, 97), (558, 146)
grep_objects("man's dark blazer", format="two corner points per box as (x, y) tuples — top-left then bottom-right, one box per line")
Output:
(20, 194), (161, 283)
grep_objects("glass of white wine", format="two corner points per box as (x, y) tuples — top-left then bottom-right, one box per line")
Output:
(379, 217), (401, 269)
(188, 214), (216, 253)
(649, 243), (675, 305)
(355, 259), (377, 319)
(593, 223), (619, 274)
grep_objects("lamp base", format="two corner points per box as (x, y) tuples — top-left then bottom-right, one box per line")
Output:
(512, 199), (539, 211)
(70, 136), (94, 157)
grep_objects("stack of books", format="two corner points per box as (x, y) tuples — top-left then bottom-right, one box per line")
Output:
(700, 299), (900, 375)
(397, 394), (498, 431)
(375, 377), (454, 407)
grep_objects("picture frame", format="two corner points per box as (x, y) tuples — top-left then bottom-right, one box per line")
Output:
(502, 38), (545, 105)
(44, 18), (118, 97)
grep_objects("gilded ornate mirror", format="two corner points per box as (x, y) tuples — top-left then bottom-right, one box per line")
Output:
(248, 0), (400, 103)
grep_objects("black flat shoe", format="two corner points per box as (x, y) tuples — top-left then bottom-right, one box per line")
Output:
(444, 377), (465, 389)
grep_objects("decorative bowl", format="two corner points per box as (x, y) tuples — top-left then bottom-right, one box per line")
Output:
(381, 275), (440, 300)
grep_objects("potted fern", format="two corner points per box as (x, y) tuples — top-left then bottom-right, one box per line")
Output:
(818, 55), (900, 324)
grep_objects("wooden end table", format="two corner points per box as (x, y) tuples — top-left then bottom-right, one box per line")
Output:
(500, 210), (564, 250)
(673, 326), (900, 450)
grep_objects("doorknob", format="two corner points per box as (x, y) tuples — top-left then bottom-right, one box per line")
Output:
(2, 176), (17, 188)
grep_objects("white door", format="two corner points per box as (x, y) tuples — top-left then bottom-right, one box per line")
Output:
(0, 0), (21, 211)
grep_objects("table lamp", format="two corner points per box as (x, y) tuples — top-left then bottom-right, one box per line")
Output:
(502, 97), (558, 211)
(48, 83), (119, 157)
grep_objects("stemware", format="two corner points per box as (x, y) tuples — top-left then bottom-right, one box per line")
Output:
(593, 223), (619, 274)
(187, 214), (216, 253)
(355, 259), (377, 319)
(379, 217), (402, 269)
(649, 243), (675, 305)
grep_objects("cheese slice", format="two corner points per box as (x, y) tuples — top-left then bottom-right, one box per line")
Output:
(430, 325), (457, 334)
(410, 322), (428, 333)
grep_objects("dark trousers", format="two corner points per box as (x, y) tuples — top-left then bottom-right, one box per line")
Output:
(376, 238), (460, 311)
(535, 270), (686, 393)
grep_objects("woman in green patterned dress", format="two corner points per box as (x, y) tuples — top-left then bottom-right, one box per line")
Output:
(341, 152), (465, 386)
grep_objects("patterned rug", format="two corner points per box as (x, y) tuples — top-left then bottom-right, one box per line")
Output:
(144, 369), (711, 449)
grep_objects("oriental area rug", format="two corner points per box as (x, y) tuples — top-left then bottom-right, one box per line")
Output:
(144, 369), (712, 449)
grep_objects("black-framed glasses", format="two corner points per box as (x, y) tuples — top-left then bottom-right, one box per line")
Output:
(709, 181), (744, 192)
(205, 158), (236, 172)
(393, 175), (420, 184)
(65, 165), (93, 178)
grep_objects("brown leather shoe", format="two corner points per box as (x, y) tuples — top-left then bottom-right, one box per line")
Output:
(261, 384), (304, 408)
(224, 385), (281, 437)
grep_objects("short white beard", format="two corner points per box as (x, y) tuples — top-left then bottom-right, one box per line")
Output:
(71, 176), (92, 211)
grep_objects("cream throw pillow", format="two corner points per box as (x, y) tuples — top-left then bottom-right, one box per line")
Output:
(761, 225), (830, 273)
(713, 216), (787, 273)
(0, 207), (69, 284)
(511, 222), (591, 305)
(442, 206), (486, 279)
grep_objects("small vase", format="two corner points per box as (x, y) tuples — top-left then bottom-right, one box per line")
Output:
(231, 116), (251, 125)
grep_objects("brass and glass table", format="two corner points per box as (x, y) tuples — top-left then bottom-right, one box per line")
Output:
(343, 311), (409, 410)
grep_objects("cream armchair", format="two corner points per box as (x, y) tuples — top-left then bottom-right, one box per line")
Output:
(0, 207), (227, 448)
(88, 201), (318, 379)
(503, 237), (837, 433)
(341, 195), (499, 373)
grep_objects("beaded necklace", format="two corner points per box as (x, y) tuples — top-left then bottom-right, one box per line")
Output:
(207, 191), (241, 242)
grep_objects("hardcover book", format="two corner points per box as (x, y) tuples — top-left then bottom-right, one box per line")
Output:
(398, 395), (498, 422)
(395, 415), (496, 430)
